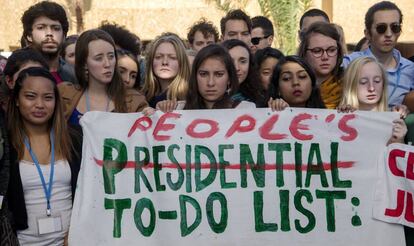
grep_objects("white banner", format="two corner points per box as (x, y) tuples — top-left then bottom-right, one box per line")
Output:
(69, 108), (405, 246)
(373, 143), (414, 228)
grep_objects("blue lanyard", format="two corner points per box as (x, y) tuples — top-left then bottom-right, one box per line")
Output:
(85, 89), (110, 112)
(23, 130), (55, 216)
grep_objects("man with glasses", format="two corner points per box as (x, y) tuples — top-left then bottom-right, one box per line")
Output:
(250, 16), (274, 54)
(343, 1), (414, 108)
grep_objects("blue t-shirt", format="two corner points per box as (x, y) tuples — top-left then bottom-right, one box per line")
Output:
(68, 108), (83, 126)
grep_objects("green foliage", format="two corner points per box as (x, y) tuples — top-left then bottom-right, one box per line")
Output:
(258, 0), (312, 55)
(207, 0), (249, 13)
(206, 0), (312, 54)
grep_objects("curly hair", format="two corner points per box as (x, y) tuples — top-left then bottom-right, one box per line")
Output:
(99, 21), (141, 57)
(187, 18), (219, 45)
(21, 1), (69, 41)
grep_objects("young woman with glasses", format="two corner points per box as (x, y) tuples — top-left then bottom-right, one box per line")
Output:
(298, 22), (344, 109)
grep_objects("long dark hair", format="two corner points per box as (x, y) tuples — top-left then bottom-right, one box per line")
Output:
(75, 29), (127, 112)
(61, 35), (78, 59)
(254, 47), (284, 67)
(184, 44), (239, 109)
(8, 67), (73, 160)
(117, 48), (141, 89)
(221, 39), (266, 107)
(269, 55), (325, 108)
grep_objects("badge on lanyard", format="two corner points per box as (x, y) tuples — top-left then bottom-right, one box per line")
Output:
(37, 214), (62, 235)
(0, 195), (3, 209)
(24, 130), (63, 235)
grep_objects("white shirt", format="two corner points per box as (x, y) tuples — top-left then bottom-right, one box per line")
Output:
(17, 159), (72, 246)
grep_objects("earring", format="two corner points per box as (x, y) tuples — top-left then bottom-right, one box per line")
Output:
(226, 84), (231, 94)
(85, 68), (89, 78)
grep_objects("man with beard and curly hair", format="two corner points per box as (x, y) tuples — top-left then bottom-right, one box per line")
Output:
(21, 1), (77, 84)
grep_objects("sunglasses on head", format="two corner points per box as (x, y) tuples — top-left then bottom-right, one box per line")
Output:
(251, 35), (271, 45)
(375, 23), (401, 34)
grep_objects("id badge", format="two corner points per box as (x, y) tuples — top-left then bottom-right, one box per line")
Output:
(37, 215), (62, 235)
(0, 195), (3, 209)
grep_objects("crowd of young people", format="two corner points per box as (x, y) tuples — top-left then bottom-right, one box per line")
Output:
(0, 0), (413, 245)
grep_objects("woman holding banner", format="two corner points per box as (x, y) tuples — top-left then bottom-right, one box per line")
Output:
(58, 29), (148, 125)
(7, 67), (82, 245)
(339, 56), (407, 144)
(267, 55), (326, 111)
(145, 44), (253, 113)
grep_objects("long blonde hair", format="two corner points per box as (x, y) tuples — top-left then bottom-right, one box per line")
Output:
(340, 56), (388, 111)
(143, 33), (190, 101)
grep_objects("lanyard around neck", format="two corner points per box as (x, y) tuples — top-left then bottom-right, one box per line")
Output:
(85, 89), (111, 112)
(23, 130), (55, 216)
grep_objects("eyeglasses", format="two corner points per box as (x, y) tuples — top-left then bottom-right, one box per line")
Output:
(251, 35), (271, 45)
(306, 46), (338, 58)
(375, 23), (401, 34)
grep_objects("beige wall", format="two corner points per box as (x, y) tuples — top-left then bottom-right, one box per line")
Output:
(82, 0), (225, 41)
(329, 0), (414, 44)
(0, 0), (413, 52)
(0, 0), (73, 51)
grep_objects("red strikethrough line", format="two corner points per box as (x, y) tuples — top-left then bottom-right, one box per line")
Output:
(93, 158), (354, 171)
